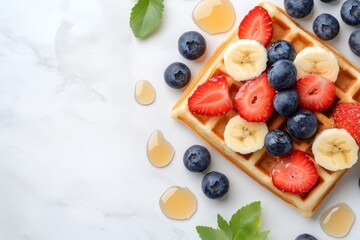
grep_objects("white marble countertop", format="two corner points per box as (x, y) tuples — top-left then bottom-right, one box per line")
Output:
(1, 0), (359, 239)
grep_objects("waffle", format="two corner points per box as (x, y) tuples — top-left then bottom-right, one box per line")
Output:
(171, 1), (360, 217)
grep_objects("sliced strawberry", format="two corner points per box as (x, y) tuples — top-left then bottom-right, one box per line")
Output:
(238, 6), (273, 47)
(295, 74), (336, 112)
(234, 73), (276, 122)
(188, 75), (233, 116)
(333, 102), (360, 145)
(272, 150), (318, 194)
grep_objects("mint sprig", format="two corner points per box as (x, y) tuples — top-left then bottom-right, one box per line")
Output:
(130, 0), (164, 39)
(196, 201), (270, 240)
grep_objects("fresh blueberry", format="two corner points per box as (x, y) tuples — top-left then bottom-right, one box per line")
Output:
(313, 13), (340, 40)
(284, 0), (314, 19)
(295, 233), (318, 240)
(267, 40), (297, 65)
(349, 28), (360, 57)
(164, 62), (191, 89)
(178, 31), (206, 60)
(341, 0), (360, 26)
(201, 171), (229, 199)
(287, 109), (318, 140)
(183, 145), (211, 172)
(264, 129), (293, 156)
(268, 59), (297, 90)
(274, 90), (299, 116)
(320, 0), (337, 3)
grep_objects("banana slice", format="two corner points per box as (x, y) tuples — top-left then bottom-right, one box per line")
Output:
(312, 128), (359, 171)
(224, 39), (267, 81)
(293, 46), (339, 82)
(224, 115), (268, 154)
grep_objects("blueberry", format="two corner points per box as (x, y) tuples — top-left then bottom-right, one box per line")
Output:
(287, 109), (318, 140)
(264, 129), (293, 156)
(320, 0), (337, 3)
(313, 14), (340, 40)
(295, 233), (318, 240)
(178, 31), (206, 60)
(349, 28), (360, 57)
(268, 59), (297, 90)
(183, 145), (211, 172)
(284, 0), (314, 19)
(267, 40), (297, 65)
(341, 0), (360, 26)
(164, 62), (191, 89)
(274, 90), (299, 116)
(201, 171), (229, 199)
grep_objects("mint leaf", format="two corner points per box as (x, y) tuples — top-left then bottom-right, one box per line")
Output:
(217, 214), (232, 239)
(244, 230), (270, 240)
(196, 226), (229, 240)
(130, 0), (164, 39)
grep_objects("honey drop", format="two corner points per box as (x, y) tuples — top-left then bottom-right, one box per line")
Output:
(135, 80), (156, 105)
(146, 130), (175, 168)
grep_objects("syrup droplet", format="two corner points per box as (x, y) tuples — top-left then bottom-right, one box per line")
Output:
(135, 80), (156, 105)
(159, 186), (197, 220)
(146, 130), (175, 168)
(320, 203), (355, 238)
(192, 0), (236, 35)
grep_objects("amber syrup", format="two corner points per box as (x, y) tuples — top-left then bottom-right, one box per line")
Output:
(146, 130), (175, 168)
(135, 80), (156, 105)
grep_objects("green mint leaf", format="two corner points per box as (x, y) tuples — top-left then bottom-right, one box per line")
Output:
(130, 0), (164, 39)
(217, 214), (232, 239)
(244, 230), (270, 240)
(196, 226), (229, 240)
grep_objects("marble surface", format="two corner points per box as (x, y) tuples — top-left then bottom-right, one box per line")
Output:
(0, 0), (359, 239)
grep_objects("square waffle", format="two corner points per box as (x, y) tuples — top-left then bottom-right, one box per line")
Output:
(171, 1), (360, 217)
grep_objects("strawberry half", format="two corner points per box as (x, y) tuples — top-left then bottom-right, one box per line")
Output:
(188, 75), (233, 116)
(333, 102), (360, 145)
(234, 73), (276, 122)
(272, 150), (318, 194)
(295, 74), (336, 112)
(238, 6), (273, 47)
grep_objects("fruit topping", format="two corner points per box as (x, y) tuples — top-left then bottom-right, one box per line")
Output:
(164, 62), (191, 89)
(312, 128), (359, 171)
(273, 89), (299, 116)
(188, 75), (233, 116)
(333, 102), (360, 145)
(201, 171), (229, 199)
(183, 145), (211, 172)
(178, 31), (206, 60)
(295, 74), (336, 112)
(284, 0), (314, 19)
(234, 73), (276, 122)
(340, 0), (360, 26)
(313, 13), (340, 41)
(287, 109), (318, 140)
(295, 233), (318, 240)
(272, 150), (318, 194)
(268, 59), (297, 90)
(267, 40), (296, 65)
(238, 6), (273, 47)
(349, 28), (360, 57)
(264, 129), (293, 157)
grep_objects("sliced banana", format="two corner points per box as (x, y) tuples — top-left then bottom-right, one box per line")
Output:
(293, 46), (339, 82)
(224, 115), (268, 154)
(224, 39), (267, 81)
(312, 128), (359, 171)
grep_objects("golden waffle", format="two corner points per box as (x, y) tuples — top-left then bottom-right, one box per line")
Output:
(171, 1), (360, 217)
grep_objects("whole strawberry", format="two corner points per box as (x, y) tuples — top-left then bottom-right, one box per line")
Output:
(333, 102), (360, 145)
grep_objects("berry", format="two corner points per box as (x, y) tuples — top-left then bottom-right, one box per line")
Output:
(201, 171), (230, 199)
(183, 145), (211, 172)
(284, 0), (314, 19)
(267, 40), (296, 65)
(178, 31), (206, 60)
(272, 150), (318, 194)
(320, 0), (337, 3)
(238, 6), (273, 47)
(273, 89), (299, 116)
(235, 73), (276, 122)
(295, 234), (318, 240)
(188, 75), (233, 116)
(313, 13), (340, 41)
(264, 129), (293, 156)
(287, 109), (318, 140)
(341, 0), (360, 26)
(268, 59), (297, 90)
(349, 28), (360, 57)
(295, 74), (336, 112)
(164, 62), (191, 89)
(333, 102), (360, 145)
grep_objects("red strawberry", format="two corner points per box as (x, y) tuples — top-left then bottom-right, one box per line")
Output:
(272, 150), (318, 194)
(188, 75), (233, 116)
(333, 102), (360, 145)
(234, 73), (276, 122)
(238, 6), (273, 47)
(295, 74), (336, 112)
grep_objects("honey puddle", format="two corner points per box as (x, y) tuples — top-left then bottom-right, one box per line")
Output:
(146, 130), (175, 168)
(135, 80), (156, 105)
